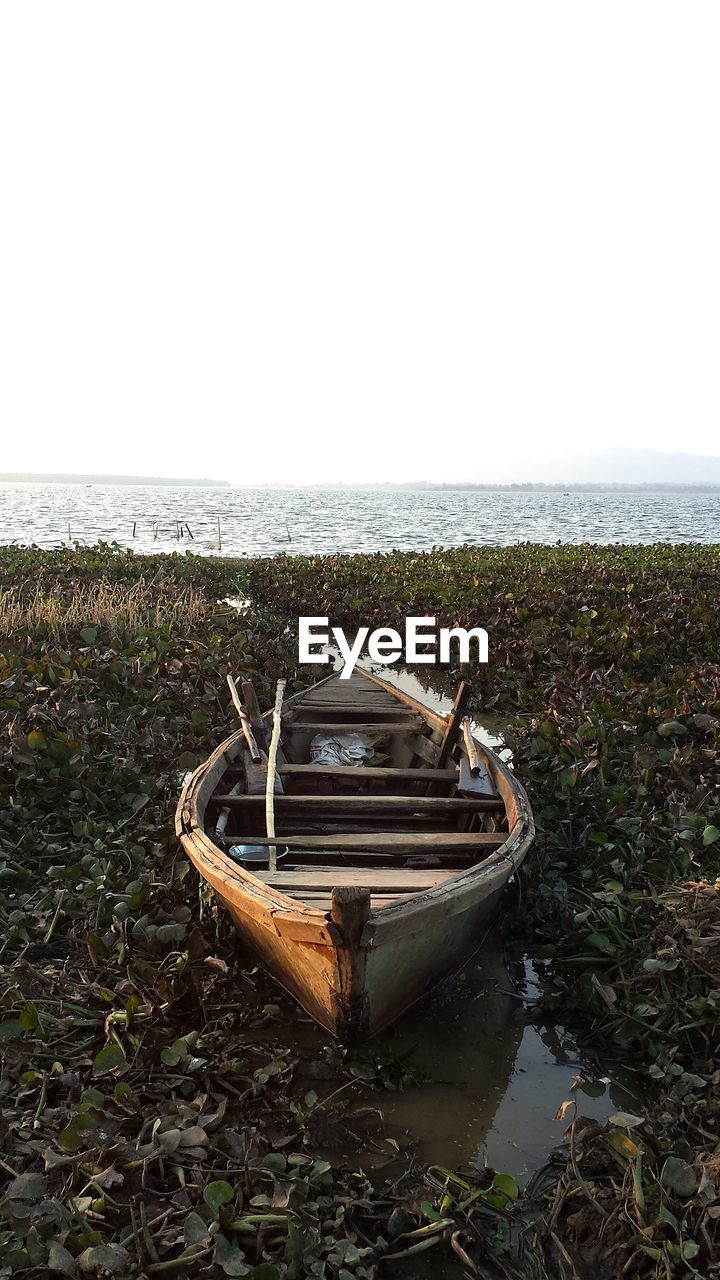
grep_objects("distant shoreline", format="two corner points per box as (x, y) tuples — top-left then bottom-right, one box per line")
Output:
(0, 473), (229, 487)
(2, 475), (720, 493)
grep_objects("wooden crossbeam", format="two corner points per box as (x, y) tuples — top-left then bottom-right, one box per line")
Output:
(213, 793), (502, 814)
(276, 764), (458, 782)
(227, 831), (506, 852)
(284, 721), (423, 734)
(254, 867), (461, 892)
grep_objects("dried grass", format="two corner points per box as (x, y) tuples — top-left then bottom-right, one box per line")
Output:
(0, 577), (207, 638)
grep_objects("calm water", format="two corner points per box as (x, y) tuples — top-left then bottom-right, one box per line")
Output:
(2, 482), (720, 554)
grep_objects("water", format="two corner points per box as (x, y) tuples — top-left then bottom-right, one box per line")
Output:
(373, 942), (633, 1181)
(291, 939), (633, 1184)
(2, 482), (720, 554)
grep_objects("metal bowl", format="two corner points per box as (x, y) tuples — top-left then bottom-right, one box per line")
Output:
(227, 843), (289, 869)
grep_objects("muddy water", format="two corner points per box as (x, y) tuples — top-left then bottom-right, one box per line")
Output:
(370, 942), (633, 1182)
(350, 664), (633, 1178)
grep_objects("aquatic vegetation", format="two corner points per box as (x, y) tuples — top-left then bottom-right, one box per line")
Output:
(0, 542), (718, 1277)
(0, 578), (206, 639)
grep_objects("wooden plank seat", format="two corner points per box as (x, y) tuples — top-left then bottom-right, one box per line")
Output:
(278, 764), (460, 782)
(213, 793), (503, 814)
(254, 866), (462, 893)
(220, 831), (507, 852)
(283, 720), (424, 734)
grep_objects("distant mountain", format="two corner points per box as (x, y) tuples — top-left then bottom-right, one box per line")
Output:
(0, 473), (229, 486)
(490, 448), (720, 486)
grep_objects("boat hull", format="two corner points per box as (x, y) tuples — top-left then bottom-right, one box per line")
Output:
(176, 670), (534, 1039)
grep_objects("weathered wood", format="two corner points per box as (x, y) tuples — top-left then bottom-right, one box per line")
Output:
(277, 764), (458, 783)
(286, 720), (423, 734)
(233, 831), (506, 852)
(331, 886), (371, 1037)
(257, 867), (460, 891)
(214, 793), (502, 814)
(412, 735), (441, 765)
(294, 705), (417, 717)
(266, 679), (287, 872)
(243, 749), (269, 796)
(437, 682), (472, 768)
(458, 755), (498, 799)
(461, 718), (480, 774)
(215, 838), (479, 862)
(241, 681), (268, 749)
(227, 675), (261, 762)
(355, 667), (446, 730)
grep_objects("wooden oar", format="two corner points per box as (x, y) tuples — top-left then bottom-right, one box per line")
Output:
(436, 681), (472, 768)
(461, 717), (480, 774)
(226, 674), (261, 762)
(265, 679), (287, 872)
(241, 680), (268, 750)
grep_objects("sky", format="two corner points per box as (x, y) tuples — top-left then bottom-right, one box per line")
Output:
(1, 3), (718, 485)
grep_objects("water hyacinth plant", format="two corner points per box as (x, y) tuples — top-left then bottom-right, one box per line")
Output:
(0, 542), (718, 1277)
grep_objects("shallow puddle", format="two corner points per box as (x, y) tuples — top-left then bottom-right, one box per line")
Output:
(370, 940), (634, 1182)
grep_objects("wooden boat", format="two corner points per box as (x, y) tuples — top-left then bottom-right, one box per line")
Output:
(175, 667), (534, 1039)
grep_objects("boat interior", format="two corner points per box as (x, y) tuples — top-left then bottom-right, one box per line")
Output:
(206, 670), (512, 912)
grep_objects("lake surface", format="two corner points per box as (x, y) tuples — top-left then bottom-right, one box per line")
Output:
(2, 482), (720, 554)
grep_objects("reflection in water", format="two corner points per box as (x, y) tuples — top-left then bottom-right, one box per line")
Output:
(372, 941), (632, 1182)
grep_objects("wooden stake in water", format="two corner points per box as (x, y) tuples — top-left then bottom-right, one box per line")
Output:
(266, 679), (287, 872)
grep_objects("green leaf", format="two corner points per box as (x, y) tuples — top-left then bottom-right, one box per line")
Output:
(491, 1172), (519, 1202)
(93, 1042), (126, 1076)
(702, 824), (720, 846)
(348, 1061), (377, 1080)
(19, 1000), (39, 1031)
(660, 1156), (697, 1198)
(260, 1153), (287, 1173)
(27, 730), (48, 751)
(606, 1131), (640, 1160)
(204, 1180), (236, 1216)
(6, 1172), (48, 1201)
(47, 1240), (76, 1276)
(420, 1199), (444, 1222)
(160, 1039), (189, 1067)
(586, 931), (614, 953)
(607, 1111), (644, 1129)
(80, 626), (98, 644)
(76, 1243), (130, 1274)
(59, 1109), (97, 1151)
(250, 1267), (281, 1280)
(184, 1210), (210, 1244)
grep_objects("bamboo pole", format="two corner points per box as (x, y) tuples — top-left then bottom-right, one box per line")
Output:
(265, 679), (287, 872)
(226, 674), (261, 762)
